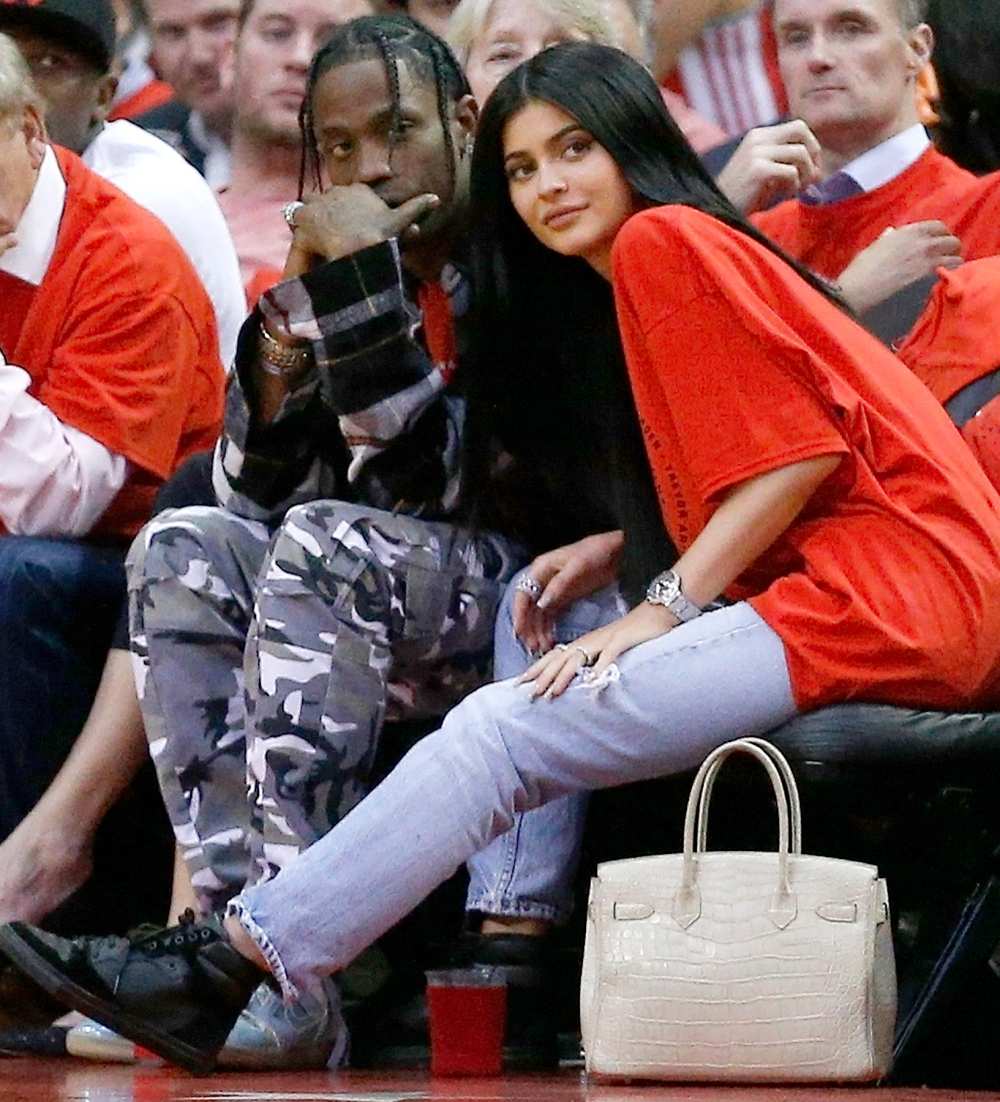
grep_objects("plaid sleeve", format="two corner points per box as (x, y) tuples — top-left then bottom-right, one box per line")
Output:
(215, 240), (463, 521)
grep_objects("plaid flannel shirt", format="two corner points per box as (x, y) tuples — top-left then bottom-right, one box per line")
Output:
(214, 238), (468, 523)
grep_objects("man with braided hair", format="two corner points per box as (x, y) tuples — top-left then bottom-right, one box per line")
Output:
(113, 12), (560, 1071)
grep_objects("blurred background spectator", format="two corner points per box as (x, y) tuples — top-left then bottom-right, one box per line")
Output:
(138, 0), (239, 185)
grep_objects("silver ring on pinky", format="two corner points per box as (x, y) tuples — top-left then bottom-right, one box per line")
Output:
(282, 200), (305, 231)
(574, 646), (595, 667)
(515, 574), (543, 600)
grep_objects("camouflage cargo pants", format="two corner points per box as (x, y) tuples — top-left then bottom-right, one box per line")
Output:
(127, 501), (522, 912)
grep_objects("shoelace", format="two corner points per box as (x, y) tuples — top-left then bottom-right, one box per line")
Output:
(127, 909), (217, 955)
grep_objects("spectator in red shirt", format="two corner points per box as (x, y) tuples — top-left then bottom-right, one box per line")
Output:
(746, 0), (1000, 316)
(0, 30), (223, 922)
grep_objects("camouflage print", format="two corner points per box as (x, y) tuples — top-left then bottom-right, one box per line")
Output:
(127, 502), (521, 913)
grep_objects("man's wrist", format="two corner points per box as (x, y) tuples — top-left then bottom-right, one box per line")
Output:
(257, 321), (312, 378)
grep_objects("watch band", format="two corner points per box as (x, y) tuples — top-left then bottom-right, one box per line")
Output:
(258, 322), (311, 377)
(645, 569), (703, 623)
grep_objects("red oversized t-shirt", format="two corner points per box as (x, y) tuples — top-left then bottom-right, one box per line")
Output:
(612, 205), (1000, 711)
(752, 147), (1000, 278)
(0, 147), (224, 541)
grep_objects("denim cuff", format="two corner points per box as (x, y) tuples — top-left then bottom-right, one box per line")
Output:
(465, 891), (572, 927)
(227, 895), (299, 1002)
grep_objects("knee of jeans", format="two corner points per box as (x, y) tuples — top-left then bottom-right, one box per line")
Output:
(0, 537), (120, 627)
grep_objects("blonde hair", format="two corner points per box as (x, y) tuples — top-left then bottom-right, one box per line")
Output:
(0, 33), (42, 126)
(447, 0), (622, 67)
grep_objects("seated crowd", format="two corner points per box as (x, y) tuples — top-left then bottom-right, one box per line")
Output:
(0, 0), (999, 1078)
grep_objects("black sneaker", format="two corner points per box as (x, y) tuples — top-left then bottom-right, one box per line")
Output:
(352, 932), (558, 1071)
(0, 911), (264, 1075)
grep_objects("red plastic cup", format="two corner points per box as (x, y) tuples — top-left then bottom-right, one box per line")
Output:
(425, 967), (507, 1076)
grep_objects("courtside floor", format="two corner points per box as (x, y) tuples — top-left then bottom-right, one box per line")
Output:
(1, 1060), (999, 1102)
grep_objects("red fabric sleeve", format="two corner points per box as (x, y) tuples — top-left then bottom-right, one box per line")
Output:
(38, 287), (205, 479)
(612, 210), (848, 503)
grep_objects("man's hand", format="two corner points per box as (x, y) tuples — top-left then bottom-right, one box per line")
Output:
(513, 531), (624, 656)
(837, 221), (962, 314)
(716, 120), (822, 214)
(0, 231), (17, 257)
(518, 600), (676, 699)
(285, 184), (440, 272)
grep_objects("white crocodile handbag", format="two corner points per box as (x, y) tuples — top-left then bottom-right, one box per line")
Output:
(580, 737), (896, 1083)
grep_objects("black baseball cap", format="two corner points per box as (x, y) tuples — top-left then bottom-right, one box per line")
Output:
(0, 0), (117, 72)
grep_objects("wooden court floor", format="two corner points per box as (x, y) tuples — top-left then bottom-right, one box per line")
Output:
(2, 1059), (1000, 1102)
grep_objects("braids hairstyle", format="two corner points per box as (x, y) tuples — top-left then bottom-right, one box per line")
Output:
(463, 42), (848, 598)
(297, 13), (471, 199)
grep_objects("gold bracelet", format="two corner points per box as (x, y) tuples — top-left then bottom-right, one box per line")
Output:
(258, 322), (311, 376)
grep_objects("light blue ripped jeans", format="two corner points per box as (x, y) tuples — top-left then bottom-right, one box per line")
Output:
(232, 595), (798, 1001)
(464, 572), (627, 924)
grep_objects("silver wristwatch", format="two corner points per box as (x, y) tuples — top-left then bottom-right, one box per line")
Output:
(645, 569), (702, 622)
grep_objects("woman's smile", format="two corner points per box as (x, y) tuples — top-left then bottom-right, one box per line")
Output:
(503, 100), (636, 275)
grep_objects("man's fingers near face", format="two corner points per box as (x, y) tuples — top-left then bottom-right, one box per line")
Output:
(392, 192), (440, 236)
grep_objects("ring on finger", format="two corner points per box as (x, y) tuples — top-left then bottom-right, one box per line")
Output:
(282, 200), (305, 230)
(515, 574), (543, 601)
(573, 645), (595, 667)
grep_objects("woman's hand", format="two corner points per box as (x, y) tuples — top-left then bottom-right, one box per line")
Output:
(518, 600), (677, 699)
(513, 531), (624, 655)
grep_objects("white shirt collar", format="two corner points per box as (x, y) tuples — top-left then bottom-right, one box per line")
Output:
(187, 112), (232, 189)
(840, 124), (930, 193)
(0, 145), (66, 287)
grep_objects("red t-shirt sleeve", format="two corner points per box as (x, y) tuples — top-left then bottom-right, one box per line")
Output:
(612, 209), (848, 503)
(39, 286), (205, 480)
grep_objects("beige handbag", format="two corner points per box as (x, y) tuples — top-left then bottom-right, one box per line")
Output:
(580, 737), (896, 1083)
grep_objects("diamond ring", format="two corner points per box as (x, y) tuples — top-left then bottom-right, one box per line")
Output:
(515, 574), (543, 601)
(282, 200), (305, 231)
(574, 646), (595, 667)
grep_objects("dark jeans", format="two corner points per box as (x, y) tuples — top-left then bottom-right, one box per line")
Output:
(0, 451), (216, 933)
(0, 536), (125, 841)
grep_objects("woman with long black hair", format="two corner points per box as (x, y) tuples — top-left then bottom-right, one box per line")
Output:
(4, 41), (1000, 1075)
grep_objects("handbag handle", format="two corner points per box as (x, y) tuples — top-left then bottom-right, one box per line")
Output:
(694, 737), (802, 855)
(673, 739), (799, 931)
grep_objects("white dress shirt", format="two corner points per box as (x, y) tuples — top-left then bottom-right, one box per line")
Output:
(84, 120), (245, 367)
(188, 111), (233, 190)
(0, 148), (129, 537)
(840, 124), (931, 193)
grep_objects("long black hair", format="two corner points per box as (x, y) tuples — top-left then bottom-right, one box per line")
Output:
(297, 14), (471, 199)
(463, 41), (843, 600)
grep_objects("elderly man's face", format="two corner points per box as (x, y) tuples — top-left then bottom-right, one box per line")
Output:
(0, 105), (45, 241)
(774, 0), (930, 152)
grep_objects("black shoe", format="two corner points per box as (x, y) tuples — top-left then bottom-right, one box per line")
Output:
(0, 1025), (69, 1056)
(353, 932), (559, 1071)
(0, 911), (264, 1075)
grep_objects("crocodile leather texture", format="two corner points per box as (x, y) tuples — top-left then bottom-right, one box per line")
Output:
(580, 739), (896, 1083)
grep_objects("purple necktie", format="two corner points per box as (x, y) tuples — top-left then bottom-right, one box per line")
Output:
(800, 171), (865, 205)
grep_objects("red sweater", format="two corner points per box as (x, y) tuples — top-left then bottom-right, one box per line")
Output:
(752, 147), (1000, 277)
(0, 147), (224, 542)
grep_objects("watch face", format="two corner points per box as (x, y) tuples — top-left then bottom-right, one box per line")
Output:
(649, 571), (680, 605)
(659, 573), (680, 602)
